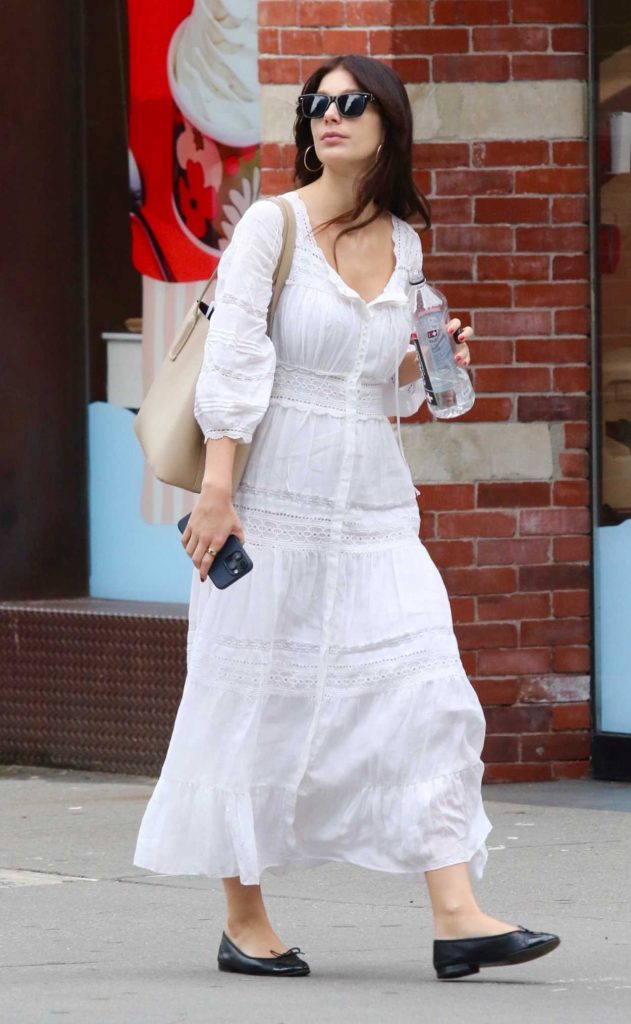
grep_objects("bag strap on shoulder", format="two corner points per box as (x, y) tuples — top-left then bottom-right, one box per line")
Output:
(194, 195), (296, 330)
(266, 196), (296, 334)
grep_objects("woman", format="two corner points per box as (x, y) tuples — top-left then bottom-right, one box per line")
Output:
(134, 54), (560, 981)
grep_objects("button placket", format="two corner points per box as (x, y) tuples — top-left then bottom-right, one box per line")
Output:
(289, 314), (370, 802)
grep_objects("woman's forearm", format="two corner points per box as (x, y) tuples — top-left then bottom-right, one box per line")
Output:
(397, 348), (422, 387)
(202, 436), (238, 493)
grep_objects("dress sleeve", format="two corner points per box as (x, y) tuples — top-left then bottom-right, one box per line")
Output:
(382, 223), (426, 418)
(193, 198), (283, 444)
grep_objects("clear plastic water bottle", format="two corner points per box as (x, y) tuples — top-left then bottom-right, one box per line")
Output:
(409, 273), (475, 419)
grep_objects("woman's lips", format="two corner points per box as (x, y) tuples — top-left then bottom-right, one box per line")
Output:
(321, 133), (346, 142)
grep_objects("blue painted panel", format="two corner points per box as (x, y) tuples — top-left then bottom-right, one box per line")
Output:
(88, 402), (192, 602)
(594, 520), (631, 734)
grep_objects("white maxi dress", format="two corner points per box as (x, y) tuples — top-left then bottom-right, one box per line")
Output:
(134, 189), (493, 885)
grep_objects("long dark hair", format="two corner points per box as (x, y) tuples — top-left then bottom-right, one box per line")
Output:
(293, 54), (431, 264)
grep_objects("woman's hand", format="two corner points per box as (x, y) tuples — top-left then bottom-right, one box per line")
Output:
(449, 317), (473, 367)
(181, 481), (245, 583)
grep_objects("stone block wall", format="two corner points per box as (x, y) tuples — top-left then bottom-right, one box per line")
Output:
(258, 0), (592, 782)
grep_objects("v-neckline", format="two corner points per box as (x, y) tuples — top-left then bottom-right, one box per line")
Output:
(293, 191), (399, 306)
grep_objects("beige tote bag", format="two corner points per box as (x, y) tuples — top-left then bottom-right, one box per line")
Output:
(133, 196), (296, 494)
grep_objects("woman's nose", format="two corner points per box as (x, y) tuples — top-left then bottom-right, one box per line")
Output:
(323, 98), (341, 122)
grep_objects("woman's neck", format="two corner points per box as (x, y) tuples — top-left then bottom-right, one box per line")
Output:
(302, 166), (379, 225)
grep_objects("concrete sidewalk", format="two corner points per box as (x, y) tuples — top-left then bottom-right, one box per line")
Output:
(1, 765), (630, 1024)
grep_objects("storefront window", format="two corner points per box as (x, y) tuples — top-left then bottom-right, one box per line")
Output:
(87, 1), (261, 603)
(598, 59), (631, 525)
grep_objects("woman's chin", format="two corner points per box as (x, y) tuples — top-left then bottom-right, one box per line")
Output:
(321, 154), (375, 174)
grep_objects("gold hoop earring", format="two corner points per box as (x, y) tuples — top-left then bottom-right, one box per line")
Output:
(375, 143), (383, 162)
(303, 145), (323, 173)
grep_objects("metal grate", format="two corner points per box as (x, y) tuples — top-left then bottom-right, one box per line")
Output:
(0, 601), (187, 775)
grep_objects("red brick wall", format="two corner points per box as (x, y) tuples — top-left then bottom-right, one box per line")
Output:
(258, 0), (592, 782)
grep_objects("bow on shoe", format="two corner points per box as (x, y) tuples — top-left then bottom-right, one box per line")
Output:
(270, 947), (304, 959)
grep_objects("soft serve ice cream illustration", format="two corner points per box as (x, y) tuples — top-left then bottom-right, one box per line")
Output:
(168, 0), (261, 255)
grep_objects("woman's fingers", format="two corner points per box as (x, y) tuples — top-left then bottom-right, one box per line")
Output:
(193, 538), (220, 575)
(181, 506), (246, 581)
(454, 342), (471, 366)
(454, 332), (473, 366)
(198, 547), (217, 583)
(448, 320), (473, 366)
(450, 323), (474, 342)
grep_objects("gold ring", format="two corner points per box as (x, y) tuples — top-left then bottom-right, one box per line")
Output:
(206, 546), (217, 557)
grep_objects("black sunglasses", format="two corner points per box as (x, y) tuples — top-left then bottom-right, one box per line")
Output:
(298, 92), (375, 119)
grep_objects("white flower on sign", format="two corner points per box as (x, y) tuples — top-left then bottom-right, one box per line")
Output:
(219, 167), (261, 251)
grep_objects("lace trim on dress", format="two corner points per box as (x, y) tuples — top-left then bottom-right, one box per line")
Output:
(283, 244), (353, 298)
(208, 330), (274, 361)
(220, 292), (269, 320)
(205, 428), (252, 442)
(289, 192), (403, 304)
(269, 360), (387, 418)
(207, 359), (275, 382)
(210, 626), (454, 657)
(186, 607), (466, 701)
(187, 647), (466, 699)
(232, 502), (418, 549)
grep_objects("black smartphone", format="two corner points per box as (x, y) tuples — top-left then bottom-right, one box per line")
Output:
(177, 513), (253, 589)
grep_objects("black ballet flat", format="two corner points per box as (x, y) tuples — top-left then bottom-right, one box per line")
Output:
(433, 924), (561, 980)
(217, 931), (310, 976)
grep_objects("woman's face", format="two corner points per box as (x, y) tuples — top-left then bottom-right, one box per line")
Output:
(309, 67), (383, 173)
